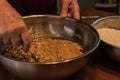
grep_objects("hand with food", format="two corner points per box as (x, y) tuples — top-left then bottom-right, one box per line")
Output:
(60, 0), (80, 20)
(0, 0), (32, 52)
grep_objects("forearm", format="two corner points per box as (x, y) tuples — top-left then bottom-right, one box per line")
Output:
(0, 0), (7, 6)
(0, 0), (21, 19)
(0, 0), (7, 19)
(0, 0), (6, 1)
(0, 0), (14, 12)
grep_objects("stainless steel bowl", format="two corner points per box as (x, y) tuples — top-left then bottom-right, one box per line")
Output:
(0, 15), (100, 80)
(92, 16), (120, 62)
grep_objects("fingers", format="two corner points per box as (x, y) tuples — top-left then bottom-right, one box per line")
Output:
(71, 8), (80, 20)
(60, 0), (69, 17)
(0, 29), (31, 52)
(60, 0), (80, 20)
(0, 38), (3, 45)
(0, 24), (31, 52)
(11, 34), (22, 47)
(0, 31), (11, 45)
(67, 13), (71, 17)
(0, 38), (3, 51)
(21, 28), (32, 52)
(71, 1), (80, 20)
(15, 17), (32, 52)
(2, 36), (11, 45)
(0, 32), (22, 47)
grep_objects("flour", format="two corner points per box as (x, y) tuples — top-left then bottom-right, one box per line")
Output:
(97, 28), (120, 47)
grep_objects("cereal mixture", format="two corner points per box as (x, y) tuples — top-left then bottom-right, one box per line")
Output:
(2, 26), (84, 63)
(3, 38), (83, 63)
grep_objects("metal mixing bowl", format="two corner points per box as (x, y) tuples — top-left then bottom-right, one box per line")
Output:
(92, 16), (120, 62)
(0, 15), (100, 80)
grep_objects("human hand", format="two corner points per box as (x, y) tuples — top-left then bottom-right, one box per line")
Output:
(60, 0), (80, 20)
(0, 1), (31, 52)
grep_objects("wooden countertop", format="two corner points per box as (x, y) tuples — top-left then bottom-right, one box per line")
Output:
(0, 8), (120, 80)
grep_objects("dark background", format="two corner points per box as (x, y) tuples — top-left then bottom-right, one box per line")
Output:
(7, 0), (57, 16)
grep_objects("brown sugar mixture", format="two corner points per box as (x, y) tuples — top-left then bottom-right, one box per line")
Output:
(3, 37), (83, 63)
(2, 27), (84, 63)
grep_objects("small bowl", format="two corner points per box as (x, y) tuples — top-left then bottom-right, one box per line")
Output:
(92, 16), (120, 62)
(0, 15), (100, 80)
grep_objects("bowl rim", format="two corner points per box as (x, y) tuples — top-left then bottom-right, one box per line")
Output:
(0, 15), (100, 64)
(92, 16), (120, 26)
(92, 15), (120, 48)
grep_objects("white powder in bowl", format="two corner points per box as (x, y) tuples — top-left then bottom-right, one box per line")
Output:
(97, 28), (120, 47)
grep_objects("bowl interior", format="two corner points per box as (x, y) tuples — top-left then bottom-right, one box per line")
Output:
(92, 16), (120, 47)
(92, 16), (120, 30)
(0, 15), (100, 80)
(23, 15), (100, 55)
